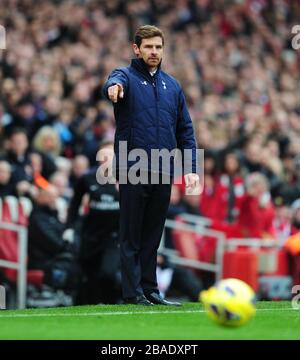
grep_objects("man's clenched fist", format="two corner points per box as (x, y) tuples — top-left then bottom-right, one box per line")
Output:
(108, 83), (124, 103)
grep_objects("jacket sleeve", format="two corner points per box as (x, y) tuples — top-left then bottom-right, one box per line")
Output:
(66, 175), (86, 228)
(102, 69), (129, 100)
(176, 89), (197, 174)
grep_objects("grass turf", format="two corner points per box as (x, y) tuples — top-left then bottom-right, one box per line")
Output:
(0, 301), (299, 340)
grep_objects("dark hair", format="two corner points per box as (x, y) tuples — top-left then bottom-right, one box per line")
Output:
(222, 151), (241, 174)
(9, 127), (28, 139)
(134, 25), (164, 47)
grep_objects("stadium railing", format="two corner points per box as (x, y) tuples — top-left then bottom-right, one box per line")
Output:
(159, 214), (225, 281)
(159, 214), (287, 285)
(225, 237), (282, 275)
(226, 238), (279, 249)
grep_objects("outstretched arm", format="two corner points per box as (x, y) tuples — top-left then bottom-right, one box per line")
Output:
(103, 69), (129, 103)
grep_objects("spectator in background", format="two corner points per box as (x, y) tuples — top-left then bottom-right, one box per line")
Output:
(234, 173), (275, 238)
(29, 152), (43, 179)
(4, 128), (31, 183)
(28, 185), (79, 297)
(216, 152), (245, 223)
(199, 151), (219, 220)
(212, 173), (275, 239)
(3, 129), (40, 198)
(54, 156), (72, 180)
(4, 97), (40, 140)
(0, 160), (18, 197)
(241, 139), (264, 174)
(290, 200), (300, 235)
(49, 171), (72, 223)
(272, 198), (293, 245)
(279, 156), (300, 204)
(32, 126), (59, 179)
(69, 155), (90, 188)
(65, 141), (121, 304)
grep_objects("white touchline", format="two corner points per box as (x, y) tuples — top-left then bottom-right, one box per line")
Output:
(0, 310), (205, 318)
(0, 308), (295, 318)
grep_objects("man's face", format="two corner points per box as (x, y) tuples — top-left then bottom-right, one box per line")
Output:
(36, 186), (58, 207)
(72, 156), (89, 178)
(133, 36), (163, 69)
(9, 133), (28, 156)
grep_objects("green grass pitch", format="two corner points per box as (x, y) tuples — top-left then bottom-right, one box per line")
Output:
(0, 301), (299, 340)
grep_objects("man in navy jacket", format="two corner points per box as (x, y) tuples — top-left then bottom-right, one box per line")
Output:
(103, 25), (199, 306)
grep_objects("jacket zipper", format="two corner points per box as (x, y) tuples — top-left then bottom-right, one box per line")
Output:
(152, 77), (159, 149)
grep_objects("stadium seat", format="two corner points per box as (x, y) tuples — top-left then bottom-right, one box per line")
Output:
(171, 215), (220, 281)
(257, 249), (289, 276)
(222, 249), (258, 291)
(172, 225), (199, 263)
(0, 196), (44, 286)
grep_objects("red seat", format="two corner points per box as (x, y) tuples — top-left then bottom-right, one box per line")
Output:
(0, 197), (44, 285)
(222, 249), (258, 291)
(171, 217), (218, 268)
(172, 225), (199, 262)
(171, 216), (208, 262)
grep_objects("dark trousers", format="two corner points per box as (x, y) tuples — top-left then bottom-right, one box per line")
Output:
(81, 246), (121, 304)
(79, 232), (121, 304)
(119, 179), (172, 299)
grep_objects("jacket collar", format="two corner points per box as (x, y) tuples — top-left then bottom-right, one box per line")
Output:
(130, 58), (161, 80)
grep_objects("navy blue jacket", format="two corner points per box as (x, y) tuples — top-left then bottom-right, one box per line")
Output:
(103, 58), (197, 176)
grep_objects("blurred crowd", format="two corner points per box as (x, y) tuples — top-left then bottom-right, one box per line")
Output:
(1, 0), (300, 304)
